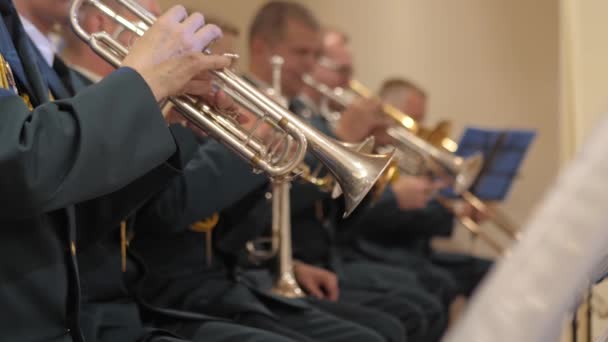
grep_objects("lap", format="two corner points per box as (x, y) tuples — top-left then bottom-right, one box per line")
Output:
(429, 251), (493, 296)
(307, 297), (406, 342)
(191, 321), (295, 342)
(256, 303), (386, 342)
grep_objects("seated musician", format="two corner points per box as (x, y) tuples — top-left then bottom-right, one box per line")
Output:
(45, 0), (304, 341)
(344, 77), (493, 303)
(300, 28), (491, 313)
(121, 3), (403, 342)
(0, 0), (256, 341)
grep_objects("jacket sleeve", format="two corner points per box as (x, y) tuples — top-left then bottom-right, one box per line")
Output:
(0, 67), (176, 218)
(136, 139), (268, 234)
(75, 124), (199, 247)
(344, 188), (455, 239)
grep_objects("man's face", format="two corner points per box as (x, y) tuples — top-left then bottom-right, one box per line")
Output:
(384, 88), (427, 122)
(27, 0), (71, 25)
(267, 19), (321, 98)
(312, 38), (353, 89)
(402, 90), (426, 122)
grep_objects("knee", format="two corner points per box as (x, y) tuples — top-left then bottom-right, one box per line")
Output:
(354, 326), (391, 342)
(377, 314), (408, 342)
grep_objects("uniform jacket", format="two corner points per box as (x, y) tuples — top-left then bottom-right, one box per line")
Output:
(0, 2), (187, 340)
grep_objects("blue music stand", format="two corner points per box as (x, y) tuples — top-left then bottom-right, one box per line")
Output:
(442, 127), (536, 200)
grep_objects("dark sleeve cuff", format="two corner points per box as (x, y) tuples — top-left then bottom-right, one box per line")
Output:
(166, 124), (199, 170)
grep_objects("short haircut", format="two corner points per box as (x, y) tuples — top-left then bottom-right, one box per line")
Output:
(248, 1), (320, 45)
(379, 78), (427, 99)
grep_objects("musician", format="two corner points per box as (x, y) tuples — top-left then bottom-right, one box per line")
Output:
(54, 2), (312, 342)
(232, 2), (454, 342)
(111, 7), (398, 342)
(354, 78), (493, 301)
(1, 0), (286, 341)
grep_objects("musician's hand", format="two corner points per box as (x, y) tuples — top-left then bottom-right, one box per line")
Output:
(334, 97), (389, 142)
(454, 201), (491, 223)
(293, 261), (339, 301)
(391, 175), (447, 210)
(122, 5), (231, 101)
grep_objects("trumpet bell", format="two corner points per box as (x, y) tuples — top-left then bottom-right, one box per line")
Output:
(271, 273), (305, 298)
(315, 138), (396, 217)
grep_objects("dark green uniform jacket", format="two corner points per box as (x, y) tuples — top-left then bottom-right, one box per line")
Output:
(0, 2), (185, 340)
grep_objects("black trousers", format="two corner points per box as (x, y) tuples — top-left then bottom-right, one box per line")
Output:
(338, 261), (448, 342)
(429, 251), (492, 297)
(307, 297), (407, 342)
(145, 321), (295, 342)
(234, 305), (386, 342)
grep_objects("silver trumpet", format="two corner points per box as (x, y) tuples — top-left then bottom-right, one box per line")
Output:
(69, 0), (395, 216)
(245, 56), (305, 298)
(246, 57), (382, 298)
(302, 74), (483, 195)
(303, 75), (522, 253)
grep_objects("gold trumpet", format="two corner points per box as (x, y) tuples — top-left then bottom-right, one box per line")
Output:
(347, 81), (520, 253)
(69, 0), (396, 217)
(302, 74), (483, 195)
(303, 76), (519, 253)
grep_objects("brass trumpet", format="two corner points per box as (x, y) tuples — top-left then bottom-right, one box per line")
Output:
(302, 74), (483, 195)
(303, 75), (519, 253)
(69, 0), (396, 217)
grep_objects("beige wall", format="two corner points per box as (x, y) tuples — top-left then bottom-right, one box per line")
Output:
(159, 0), (560, 247)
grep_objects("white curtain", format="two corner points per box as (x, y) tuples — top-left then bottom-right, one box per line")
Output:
(559, 0), (608, 163)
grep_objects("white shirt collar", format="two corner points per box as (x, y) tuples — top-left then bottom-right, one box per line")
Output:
(19, 15), (55, 66)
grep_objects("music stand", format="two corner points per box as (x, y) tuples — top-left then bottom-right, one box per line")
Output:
(442, 127), (536, 201)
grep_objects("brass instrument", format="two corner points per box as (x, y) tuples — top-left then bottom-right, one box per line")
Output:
(69, 0), (396, 217)
(245, 56), (304, 298)
(246, 58), (393, 297)
(347, 81), (522, 253)
(302, 74), (482, 195)
(245, 175), (304, 297)
(303, 75), (519, 253)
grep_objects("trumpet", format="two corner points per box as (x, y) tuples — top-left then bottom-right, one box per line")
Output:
(70, 0), (396, 217)
(302, 74), (483, 195)
(347, 81), (521, 253)
(303, 75), (519, 253)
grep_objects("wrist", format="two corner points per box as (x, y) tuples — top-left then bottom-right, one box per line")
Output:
(127, 66), (166, 102)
